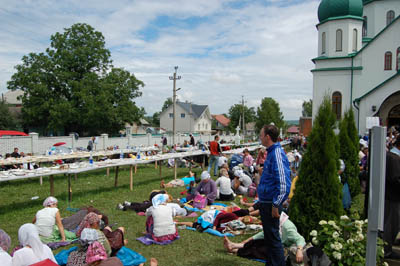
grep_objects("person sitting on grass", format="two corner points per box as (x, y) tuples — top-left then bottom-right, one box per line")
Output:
(77, 212), (126, 257)
(67, 228), (124, 266)
(145, 194), (179, 242)
(232, 170), (252, 195)
(33, 196), (76, 243)
(186, 171), (217, 205)
(0, 229), (11, 266)
(216, 169), (235, 201)
(160, 170), (197, 188)
(12, 223), (58, 266)
(223, 212), (311, 266)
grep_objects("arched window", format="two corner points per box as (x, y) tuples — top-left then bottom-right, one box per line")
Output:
(332, 92), (342, 120)
(322, 32), (326, 54)
(336, 29), (343, 52)
(352, 29), (358, 52)
(387, 10), (395, 25)
(397, 47), (400, 71)
(362, 16), (367, 37)
(385, 51), (392, 70)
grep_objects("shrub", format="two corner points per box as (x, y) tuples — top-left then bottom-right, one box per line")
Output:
(339, 109), (361, 198)
(310, 216), (386, 266)
(289, 96), (343, 239)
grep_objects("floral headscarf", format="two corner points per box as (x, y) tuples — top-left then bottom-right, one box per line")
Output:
(152, 193), (169, 208)
(43, 196), (58, 207)
(77, 212), (100, 237)
(0, 229), (11, 252)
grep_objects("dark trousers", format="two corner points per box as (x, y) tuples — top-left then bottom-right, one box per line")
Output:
(259, 202), (285, 266)
(383, 200), (400, 256)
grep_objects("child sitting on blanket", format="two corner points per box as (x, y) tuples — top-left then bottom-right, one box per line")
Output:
(145, 194), (179, 242)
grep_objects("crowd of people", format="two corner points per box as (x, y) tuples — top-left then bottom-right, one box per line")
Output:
(1, 123), (400, 266)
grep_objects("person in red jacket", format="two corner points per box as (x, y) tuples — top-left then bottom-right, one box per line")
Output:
(208, 135), (222, 177)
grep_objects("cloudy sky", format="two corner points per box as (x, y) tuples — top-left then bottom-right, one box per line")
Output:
(0, 0), (320, 120)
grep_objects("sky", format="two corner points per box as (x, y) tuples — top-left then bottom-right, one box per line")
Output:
(0, 0), (320, 120)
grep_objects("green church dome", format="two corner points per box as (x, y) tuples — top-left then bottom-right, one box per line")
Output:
(318, 0), (364, 23)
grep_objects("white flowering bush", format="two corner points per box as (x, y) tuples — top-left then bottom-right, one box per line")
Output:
(310, 216), (386, 265)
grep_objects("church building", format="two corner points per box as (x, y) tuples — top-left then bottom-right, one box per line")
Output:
(312, 0), (400, 134)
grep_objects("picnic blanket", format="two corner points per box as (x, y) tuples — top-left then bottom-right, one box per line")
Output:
(184, 226), (234, 237)
(136, 234), (180, 245)
(55, 246), (146, 266)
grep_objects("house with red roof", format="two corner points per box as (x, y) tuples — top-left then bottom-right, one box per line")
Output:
(212, 114), (230, 133)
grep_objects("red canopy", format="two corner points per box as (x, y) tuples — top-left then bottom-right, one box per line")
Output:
(53, 142), (67, 146)
(0, 130), (29, 137)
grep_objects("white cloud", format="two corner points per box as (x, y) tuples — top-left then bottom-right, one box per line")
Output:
(0, 0), (319, 120)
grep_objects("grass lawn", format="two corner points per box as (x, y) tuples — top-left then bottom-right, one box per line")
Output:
(0, 164), (261, 266)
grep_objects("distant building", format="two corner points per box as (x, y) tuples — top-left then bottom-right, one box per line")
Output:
(287, 125), (300, 136)
(160, 101), (212, 134)
(212, 114), (230, 133)
(299, 117), (312, 137)
(245, 122), (256, 137)
(2, 90), (23, 117)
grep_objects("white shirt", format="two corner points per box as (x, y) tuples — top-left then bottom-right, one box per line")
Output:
(12, 246), (57, 266)
(35, 207), (59, 237)
(146, 205), (176, 237)
(166, 203), (187, 216)
(239, 173), (252, 188)
(391, 146), (400, 156)
(215, 176), (233, 195)
(0, 248), (12, 266)
(218, 156), (227, 167)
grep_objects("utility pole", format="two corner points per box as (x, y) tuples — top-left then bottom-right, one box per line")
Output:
(241, 95), (246, 138)
(169, 66), (181, 145)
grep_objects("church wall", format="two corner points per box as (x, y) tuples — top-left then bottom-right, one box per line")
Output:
(358, 76), (400, 134)
(312, 70), (352, 119)
(353, 19), (400, 99)
(363, 0), (400, 38)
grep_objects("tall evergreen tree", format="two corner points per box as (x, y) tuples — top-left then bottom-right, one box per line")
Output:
(289, 97), (343, 238)
(339, 109), (361, 197)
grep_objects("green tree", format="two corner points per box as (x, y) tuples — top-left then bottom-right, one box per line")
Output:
(302, 99), (312, 117)
(339, 109), (361, 198)
(255, 97), (284, 131)
(228, 104), (256, 132)
(0, 101), (18, 130)
(289, 96), (343, 239)
(151, 112), (160, 127)
(162, 98), (173, 112)
(7, 23), (144, 136)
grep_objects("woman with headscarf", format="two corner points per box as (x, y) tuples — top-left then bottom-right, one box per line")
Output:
(77, 212), (125, 257)
(145, 193), (178, 242)
(0, 229), (12, 266)
(186, 171), (217, 204)
(33, 196), (75, 243)
(67, 228), (123, 266)
(12, 223), (57, 266)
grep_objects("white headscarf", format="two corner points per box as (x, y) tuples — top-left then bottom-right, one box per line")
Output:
(234, 170), (243, 178)
(43, 196), (58, 207)
(201, 171), (211, 180)
(80, 228), (99, 244)
(152, 194), (169, 208)
(18, 223), (48, 261)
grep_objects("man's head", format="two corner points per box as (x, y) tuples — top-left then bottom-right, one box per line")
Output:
(13, 148), (18, 153)
(243, 149), (249, 155)
(214, 135), (219, 141)
(259, 124), (279, 148)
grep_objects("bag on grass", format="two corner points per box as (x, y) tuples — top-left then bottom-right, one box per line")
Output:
(193, 195), (207, 209)
(247, 183), (257, 198)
